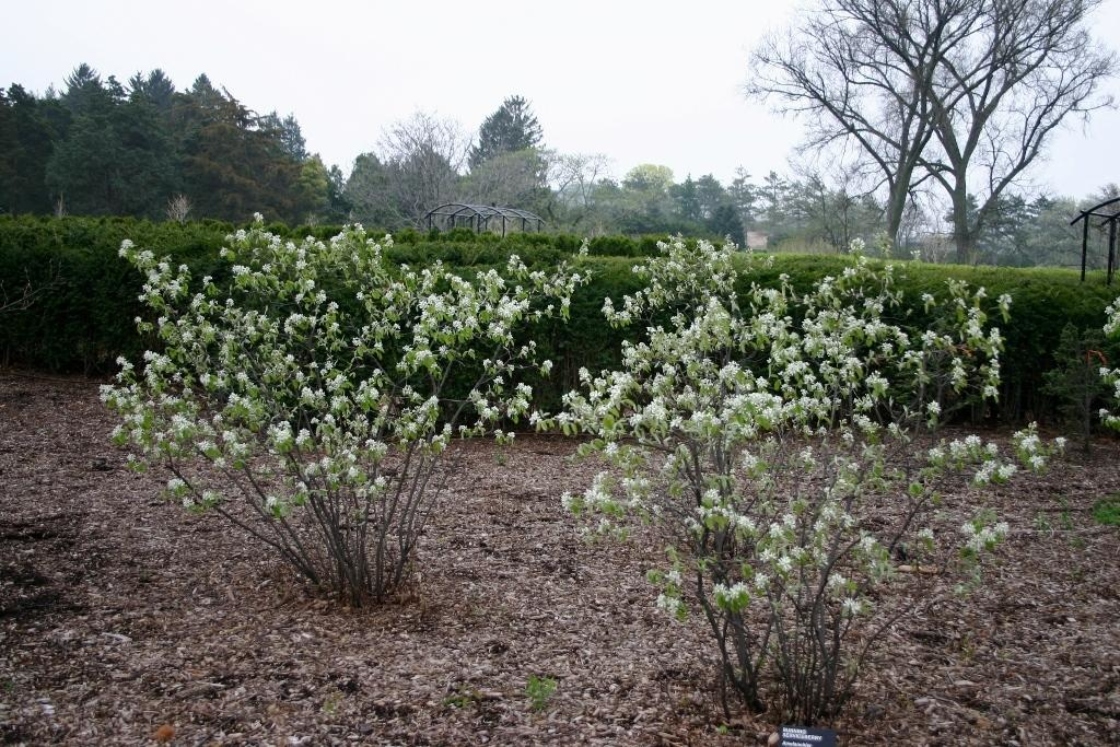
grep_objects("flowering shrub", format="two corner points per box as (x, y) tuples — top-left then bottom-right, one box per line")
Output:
(1098, 297), (1120, 431)
(552, 237), (1062, 724)
(102, 216), (587, 606)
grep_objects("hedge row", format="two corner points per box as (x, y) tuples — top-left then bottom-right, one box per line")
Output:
(0, 217), (676, 372)
(2, 216), (1118, 422)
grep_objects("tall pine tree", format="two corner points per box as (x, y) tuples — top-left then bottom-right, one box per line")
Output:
(0, 85), (61, 214)
(46, 64), (178, 217)
(469, 95), (542, 170)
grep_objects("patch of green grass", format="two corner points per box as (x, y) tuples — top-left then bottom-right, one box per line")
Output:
(1091, 496), (1120, 526)
(526, 675), (557, 712)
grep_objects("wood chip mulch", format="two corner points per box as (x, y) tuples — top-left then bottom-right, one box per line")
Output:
(1, 372), (1117, 746)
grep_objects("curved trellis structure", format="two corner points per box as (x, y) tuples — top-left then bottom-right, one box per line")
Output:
(1071, 196), (1120, 284)
(422, 203), (545, 237)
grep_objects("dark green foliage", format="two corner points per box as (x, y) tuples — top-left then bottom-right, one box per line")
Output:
(0, 85), (63, 215)
(0, 216), (244, 371)
(45, 65), (181, 219)
(707, 204), (746, 246)
(1092, 496), (1120, 526)
(173, 83), (309, 224)
(2, 66), (315, 225)
(1041, 324), (1117, 451)
(128, 69), (176, 114)
(47, 92), (178, 218)
(585, 235), (650, 257)
(260, 111), (307, 162)
(520, 257), (646, 412)
(469, 95), (543, 170)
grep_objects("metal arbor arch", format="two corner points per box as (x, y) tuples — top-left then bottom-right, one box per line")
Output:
(421, 203), (545, 237)
(1071, 196), (1120, 284)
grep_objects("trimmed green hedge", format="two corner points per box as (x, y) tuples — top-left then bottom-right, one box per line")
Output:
(0, 217), (230, 371)
(2, 216), (1117, 421)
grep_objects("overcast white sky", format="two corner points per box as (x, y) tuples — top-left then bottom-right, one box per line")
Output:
(4, 0), (1119, 198)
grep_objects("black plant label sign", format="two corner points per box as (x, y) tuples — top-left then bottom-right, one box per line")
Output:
(780, 724), (838, 747)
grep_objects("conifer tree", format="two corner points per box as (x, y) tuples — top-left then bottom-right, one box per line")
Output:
(469, 95), (543, 170)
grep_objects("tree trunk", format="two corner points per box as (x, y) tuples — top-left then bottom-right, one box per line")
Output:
(952, 186), (976, 264)
(885, 158), (923, 251)
(884, 183), (908, 251)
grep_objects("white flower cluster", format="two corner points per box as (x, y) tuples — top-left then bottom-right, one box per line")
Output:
(712, 581), (752, 613)
(960, 519), (1010, 554)
(1010, 423), (1065, 472)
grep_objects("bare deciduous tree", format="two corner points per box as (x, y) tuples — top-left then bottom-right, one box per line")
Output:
(546, 151), (613, 230)
(377, 111), (472, 226)
(749, 0), (1117, 262)
(462, 148), (547, 209)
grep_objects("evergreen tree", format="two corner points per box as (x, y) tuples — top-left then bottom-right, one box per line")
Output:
(61, 63), (106, 116)
(707, 204), (746, 246)
(469, 95), (543, 170)
(128, 69), (176, 114)
(323, 164), (352, 224)
(296, 154), (330, 221)
(695, 175), (728, 220)
(1, 66), (337, 221)
(671, 175), (702, 224)
(0, 85), (60, 214)
(728, 168), (758, 229)
(262, 111), (307, 162)
(47, 66), (178, 217)
(172, 79), (308, 223)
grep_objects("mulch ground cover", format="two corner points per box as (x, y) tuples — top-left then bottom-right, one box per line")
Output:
(1, 372), (1117, 745)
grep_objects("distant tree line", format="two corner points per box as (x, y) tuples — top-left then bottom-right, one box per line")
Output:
(0, 64), (347, 225)
(2, 65), (1117, 268)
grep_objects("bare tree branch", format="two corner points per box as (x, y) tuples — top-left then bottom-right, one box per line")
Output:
(0, 264), (59, 317)
(748, 0), (1117, 262)
(376, 111), (473, 227)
